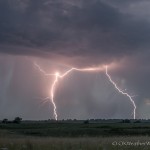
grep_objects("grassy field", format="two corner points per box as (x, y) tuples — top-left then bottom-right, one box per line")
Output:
(0, 121), (150, 149)
(0, 136), (150, 150)
(1, 121), (150, 137)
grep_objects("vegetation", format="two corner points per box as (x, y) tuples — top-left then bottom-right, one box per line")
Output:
(0, 119), (149, 149)
(0, 136), (149, 150)
(84, 119), (89, 124)
(13, 117), (22, 124)
(2, 119), (8, 124)
(2, 117), (22, 124)
(122, 119), (131, 123)
(0, 121), (150, 137)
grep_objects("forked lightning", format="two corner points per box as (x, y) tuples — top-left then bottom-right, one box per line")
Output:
(34, 63), (136, 120)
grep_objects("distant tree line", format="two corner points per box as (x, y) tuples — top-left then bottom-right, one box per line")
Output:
(0, 118), (146, 124)
(2, 117), (22, 124)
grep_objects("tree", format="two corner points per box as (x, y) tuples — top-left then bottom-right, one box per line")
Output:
(84, 120), (89, 124)
(122, 119), (130, 123)
(13, 117), (22, 124)
(134, 120), (141, 123)
(2, 118), (8, 124)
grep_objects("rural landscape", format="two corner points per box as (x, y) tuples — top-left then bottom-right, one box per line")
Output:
(0, 0), (150, 149)
(0, 118), (150, 149)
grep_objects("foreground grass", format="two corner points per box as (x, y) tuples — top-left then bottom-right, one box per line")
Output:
(0, 136), (150, 150)
(1, 122), (150, 149)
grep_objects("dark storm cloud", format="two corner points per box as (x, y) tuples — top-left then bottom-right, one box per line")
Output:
(0, 0), (150, 66)
(105, 0), (150, 7)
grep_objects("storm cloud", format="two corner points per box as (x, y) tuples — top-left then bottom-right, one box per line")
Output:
(0, 0), (150, 120)
(0, 0), (150, 66)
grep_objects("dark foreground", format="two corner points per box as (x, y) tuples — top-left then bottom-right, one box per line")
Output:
(0, 121), (150, 150)
(1, 120), (150, 137)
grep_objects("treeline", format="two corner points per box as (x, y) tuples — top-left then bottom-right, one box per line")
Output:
(0, 118), (148, 124)
(1, 117), (22, 124)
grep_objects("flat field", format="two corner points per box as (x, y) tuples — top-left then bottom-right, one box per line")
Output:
(0, 121), (150, 150)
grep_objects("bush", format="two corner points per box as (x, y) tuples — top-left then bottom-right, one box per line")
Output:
(2, 119), (8, 124)
(13, 117), (22, 124)
(122, 119), (131, 123)
(84, 120), (89, 124)
(134, 120), (141, 123)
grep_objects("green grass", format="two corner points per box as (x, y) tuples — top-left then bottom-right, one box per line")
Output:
(0, 136), (150, 150)
(1, 122), (150, 137)
(0, 122), (150, 149)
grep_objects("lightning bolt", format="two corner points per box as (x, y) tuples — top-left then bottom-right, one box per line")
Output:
(34, 62), (105, 120)
(34, 63), (136, 120)
(105, 66), (136, 119)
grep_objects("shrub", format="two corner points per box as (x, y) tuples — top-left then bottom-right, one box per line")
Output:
(13, 117), (22, 124)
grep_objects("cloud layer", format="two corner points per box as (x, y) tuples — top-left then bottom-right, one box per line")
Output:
(0, 0), (150, 66)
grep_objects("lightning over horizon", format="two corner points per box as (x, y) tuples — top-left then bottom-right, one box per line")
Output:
(105, 66), (136, 119)
(0, 0), (150, 121)
(34, 63), (136, 120)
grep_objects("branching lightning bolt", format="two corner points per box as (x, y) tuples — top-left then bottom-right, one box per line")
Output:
(34, 62), (104, 120)
(105, 66), (136, 119)
(34, 62), (136, 120)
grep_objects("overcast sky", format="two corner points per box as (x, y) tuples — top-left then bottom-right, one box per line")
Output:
(0, 0), (150, 120)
